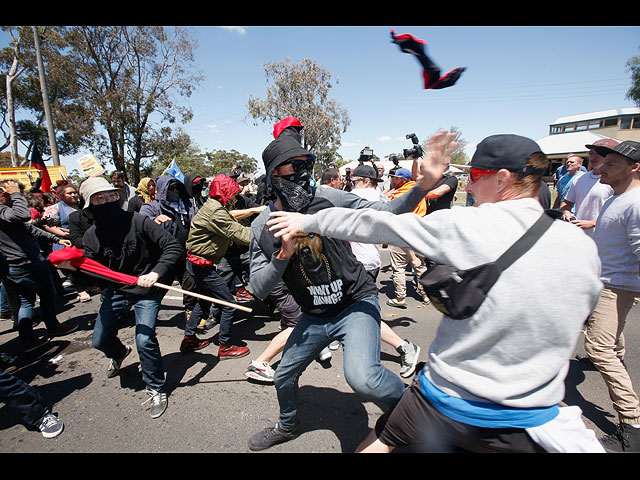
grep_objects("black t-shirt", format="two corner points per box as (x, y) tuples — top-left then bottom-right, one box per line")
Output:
(256, 195), (378, 317)
(426, 174), (458, 214)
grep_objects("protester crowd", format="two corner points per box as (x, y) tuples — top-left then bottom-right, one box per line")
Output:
(0, 117), (639, 454)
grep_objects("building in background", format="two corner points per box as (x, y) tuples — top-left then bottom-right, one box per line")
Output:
(537, 107), (640, 174)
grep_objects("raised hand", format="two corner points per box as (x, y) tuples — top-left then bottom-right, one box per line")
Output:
(416, 130), (459, 191)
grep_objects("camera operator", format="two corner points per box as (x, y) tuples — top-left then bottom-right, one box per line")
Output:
(268, 133), (605, 453)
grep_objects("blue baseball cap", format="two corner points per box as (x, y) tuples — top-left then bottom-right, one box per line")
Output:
(389, 168), (412, 179)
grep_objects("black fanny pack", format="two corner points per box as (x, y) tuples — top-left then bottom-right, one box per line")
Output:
(418, 210), (559, 320)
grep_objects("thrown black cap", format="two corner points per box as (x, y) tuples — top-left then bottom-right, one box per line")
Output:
(471, 134), (546, 174)
(593, 140), (640, 163)
(262, 134), (316, 183)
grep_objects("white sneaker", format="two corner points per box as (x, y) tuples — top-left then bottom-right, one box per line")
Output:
(318, 346), (332, 362)
(142, 388), (167, 419)
(328, 340), (340, 351)
(245, 360), (275, 383)
(397, 340), (421, 378)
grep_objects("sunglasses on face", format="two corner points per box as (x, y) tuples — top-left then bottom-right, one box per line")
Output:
(282, 159), (310, 172)
(468, 168), (497, 184)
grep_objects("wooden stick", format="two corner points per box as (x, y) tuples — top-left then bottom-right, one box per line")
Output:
(154, 282), (253, 313)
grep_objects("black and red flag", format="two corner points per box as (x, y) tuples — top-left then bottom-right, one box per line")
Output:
(30, 144), (52, 193)
(390, 30), (465, 90)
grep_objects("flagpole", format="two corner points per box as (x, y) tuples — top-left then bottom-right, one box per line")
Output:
(154, 283), (253, 313)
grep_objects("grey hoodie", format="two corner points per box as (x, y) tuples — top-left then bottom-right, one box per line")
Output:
(300, 198), (602, 409)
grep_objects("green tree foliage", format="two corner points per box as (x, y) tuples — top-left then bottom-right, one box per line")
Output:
(148, 144), (258, 180)
(63, 26), (203, 184)
(204, 149), (257, 176)
(626, 47), (640, 107)
(1, 26), (93, 164)
(246, 57), (350, 165)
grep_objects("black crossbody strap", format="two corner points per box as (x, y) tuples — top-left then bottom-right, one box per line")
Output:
(494, 210), (556, 271)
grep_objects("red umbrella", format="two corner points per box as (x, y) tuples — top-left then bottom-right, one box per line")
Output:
(48, 247), (252, 312)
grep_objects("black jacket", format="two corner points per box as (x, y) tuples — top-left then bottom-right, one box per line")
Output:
(0, 194), (60, 267)
(82, 210), (183, 296)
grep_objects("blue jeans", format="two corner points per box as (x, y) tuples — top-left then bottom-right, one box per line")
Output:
(92, 287), (165, 391)
(5, 261), (59, 345)
(274, 295), (407, 431)
(0, 369), (48, 429)
(1, 283), (10, 315)
(185, 260), (237, 344)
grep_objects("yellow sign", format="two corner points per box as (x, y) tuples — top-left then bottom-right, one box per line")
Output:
(76, 153), (105, 177)
(0, 165), (68, 187)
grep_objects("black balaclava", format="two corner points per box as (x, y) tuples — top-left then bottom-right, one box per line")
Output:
(90, 199), (124, 223)
(262, 132), (316, 212)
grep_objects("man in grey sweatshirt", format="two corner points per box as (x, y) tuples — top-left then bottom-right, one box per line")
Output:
(268, 134), (605, 453)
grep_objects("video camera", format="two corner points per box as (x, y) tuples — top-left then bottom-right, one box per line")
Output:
(358, 146), (376, 169)
(344, 167), (352, 192)
(403, 133), (424, 160)
(388, 155), (400, 176)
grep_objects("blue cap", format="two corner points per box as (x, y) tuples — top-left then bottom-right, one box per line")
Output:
(390, 168), (412, 179)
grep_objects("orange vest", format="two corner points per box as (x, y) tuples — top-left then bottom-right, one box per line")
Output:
(390, 180), (426, 217)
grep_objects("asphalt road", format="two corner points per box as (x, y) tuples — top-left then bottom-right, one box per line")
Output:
(1, 248), (638, 453)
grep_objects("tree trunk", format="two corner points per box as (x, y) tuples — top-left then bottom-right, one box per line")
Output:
(6, 57), (21, 167)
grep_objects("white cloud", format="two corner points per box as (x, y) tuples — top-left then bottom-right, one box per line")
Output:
(221, 26), (246, 35)
(203, 124), (220, 133)
(377, 136), (405, 142)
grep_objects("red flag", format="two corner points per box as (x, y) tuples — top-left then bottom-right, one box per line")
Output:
(48, 246), (139, 285)
(47, 246), (254, 313)
(30, 144), (52, 193)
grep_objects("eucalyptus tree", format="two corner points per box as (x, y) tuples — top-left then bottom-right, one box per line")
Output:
(64, 26), (203, 184)
(246, 57), (350, 168)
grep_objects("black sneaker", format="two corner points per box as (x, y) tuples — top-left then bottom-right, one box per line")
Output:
(23, 336), (51, 353)
(600, 422), (640, 453)
(106, 345), (132, 378)
(248, 423), (298, 451)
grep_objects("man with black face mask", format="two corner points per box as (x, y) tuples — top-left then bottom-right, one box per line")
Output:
(80, 177), (183, 419)
(140, 175), (200, 322)
(184, 173), (207, 209)
(247, 119), (454, 451)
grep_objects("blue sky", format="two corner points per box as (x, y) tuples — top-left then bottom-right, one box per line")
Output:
(3, 26), (640, 175)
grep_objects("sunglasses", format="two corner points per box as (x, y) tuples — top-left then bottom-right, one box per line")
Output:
(281, 159), (311, 172)
(468, 168), (497, 184)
